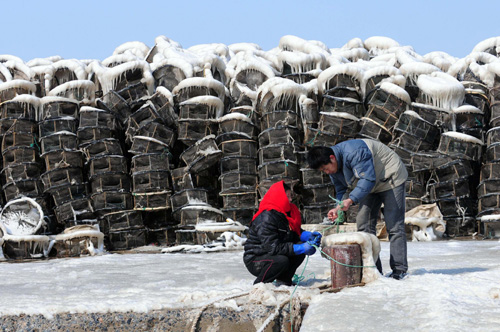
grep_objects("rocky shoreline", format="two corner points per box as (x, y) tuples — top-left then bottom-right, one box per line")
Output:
(0, 302), (299, 332)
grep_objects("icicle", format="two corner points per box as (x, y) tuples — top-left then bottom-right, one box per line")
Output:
(400, 62), (441, 85)
(317, 63), (364, 93)
(172, 77), (226, 100)
(278, 35), (331, 57)
(0, 79), (37, 94)
(52, 59), (88, 80)
(417, 72), (465, 110)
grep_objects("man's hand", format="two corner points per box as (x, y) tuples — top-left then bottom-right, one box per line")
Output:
(327, 206), (341, 221)
(328, 198), (354, 221)
(340, 198), (354, 211)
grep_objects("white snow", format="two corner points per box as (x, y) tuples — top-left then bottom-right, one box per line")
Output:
(172, 77), (226, 100)
(132, 135), (169, 147)
(379, 81), (411, 104)
(399, 62), (441, 84)
(472, 36), (500, 54)
(0, 79), (37, 93)
(452, 104), (483, 114)
(51, 59), (88, 80)
(319, 111), (360, 121)
(96, 60), (154, 95)
(4, 60), (33, 79)
(179, 95), (224, 117)
(227, 53), (279, 82)
(278, 35), (330, 57)
(11, 94), (41, 109)
(301, 240), (500, 332)
(40, 96), (79, 105)
(423, 51), (458, 72)
(47, 79), (96, 103)
(218, 112), (253, 123)
(0, 63), (13, 82)
(334, 48), (369, 62)
(256, 77), (307, 103)
(363, 36), (400, 56)
(401, 110), (425, 121)
(113, 41), (150, 59)
(0, 240), (498, 332)
(481, 214), (500, 221)
(317, 63), (364, 93)
(278, 51), (327, 73)
(361, 66), (402, 96)
(322, 232), (381, 284)
(417, 72), (465, 110)
(441, 131), (484, 145)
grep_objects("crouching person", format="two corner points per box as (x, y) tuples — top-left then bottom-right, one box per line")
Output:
(243, 180), (321, 286)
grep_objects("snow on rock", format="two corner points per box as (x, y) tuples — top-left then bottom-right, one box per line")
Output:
(322, 231), (381, 284)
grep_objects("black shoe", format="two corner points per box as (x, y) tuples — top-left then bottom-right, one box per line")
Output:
(388, 270), (407, 280)
(273, 279), (292, 287)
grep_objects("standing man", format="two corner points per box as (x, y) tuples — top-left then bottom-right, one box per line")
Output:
(307, 139), (408, 280)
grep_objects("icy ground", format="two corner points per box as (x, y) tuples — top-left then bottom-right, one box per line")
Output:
(0, 240), (499, 332)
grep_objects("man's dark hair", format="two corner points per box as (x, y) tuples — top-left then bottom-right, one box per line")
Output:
(283, 182), (291, 191)
(307, 146), (334, 169)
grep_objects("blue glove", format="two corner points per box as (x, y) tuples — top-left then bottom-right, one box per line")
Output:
(311, 232), (322, 246)
(293, 243), (316, 256)
(300, 231), (313, 242)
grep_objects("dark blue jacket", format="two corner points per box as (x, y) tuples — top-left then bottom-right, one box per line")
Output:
(330, 139), (408, 204)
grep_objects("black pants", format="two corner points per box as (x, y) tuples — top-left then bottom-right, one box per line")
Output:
(245, 254), (305, 285)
